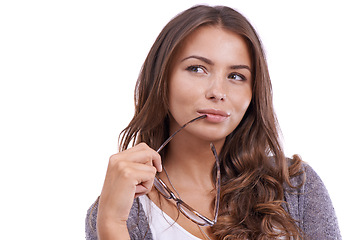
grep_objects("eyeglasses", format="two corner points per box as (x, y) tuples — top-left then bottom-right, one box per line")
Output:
(153, 115), (221, 226)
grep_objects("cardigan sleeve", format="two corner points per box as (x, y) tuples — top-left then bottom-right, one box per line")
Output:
(85, 197), (153, 240)
(85, 197), (99, 240)
(300, 164), (342, 239)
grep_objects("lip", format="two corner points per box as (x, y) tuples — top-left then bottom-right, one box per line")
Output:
(197, 109), (230, 123)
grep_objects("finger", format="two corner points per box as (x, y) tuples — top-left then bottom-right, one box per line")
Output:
(133, 143), (162, 172)
(114, 161), (156, 187)
(129, 164), (156, 196)
(111, 143), (162, 172)
(134, 178), (155, 198)
(135, 183), (151, 195)
(137, 143), (162, 172)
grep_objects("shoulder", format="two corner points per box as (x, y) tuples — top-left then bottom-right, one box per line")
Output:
(85, 197), (153, 240)
(284, 162), (341, 239)
(286, 162), (324, 192)
(285, 161), (333, 205)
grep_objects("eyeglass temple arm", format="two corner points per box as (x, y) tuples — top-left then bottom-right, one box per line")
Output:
(156, 115), (207, 153)
(210, 142), (221, 224)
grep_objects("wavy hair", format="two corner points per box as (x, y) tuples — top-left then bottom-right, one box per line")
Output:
(119, 5), (304, 239)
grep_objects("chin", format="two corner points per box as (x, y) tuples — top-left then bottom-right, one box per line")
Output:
(196, 129), (231, 142)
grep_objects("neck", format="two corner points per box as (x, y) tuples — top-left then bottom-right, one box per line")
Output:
(160, 129), (224, 189)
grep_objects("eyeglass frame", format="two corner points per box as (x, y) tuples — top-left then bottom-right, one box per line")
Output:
(153, 115), (221, 227)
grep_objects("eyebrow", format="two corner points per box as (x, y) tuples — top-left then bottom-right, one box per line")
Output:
(181, 55), (252, 73)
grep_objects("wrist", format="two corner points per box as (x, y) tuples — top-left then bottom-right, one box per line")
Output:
(97, 218), (130, 240)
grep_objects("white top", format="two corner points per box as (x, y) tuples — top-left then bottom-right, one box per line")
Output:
(139, 195), (202, 240)
(139, 195), (289, 240)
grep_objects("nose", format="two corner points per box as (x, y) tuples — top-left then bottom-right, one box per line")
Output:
(205, 76), (227, 101)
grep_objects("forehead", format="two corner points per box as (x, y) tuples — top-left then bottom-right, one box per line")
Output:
(173, 25), (251, 67)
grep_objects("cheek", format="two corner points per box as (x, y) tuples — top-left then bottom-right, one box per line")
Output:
(230, 87), (252, 112)
(169, 81), (187, 109)
(169, 76), (201, 109)
(242, 91), (252, 111)
(225, 90), (252, 135)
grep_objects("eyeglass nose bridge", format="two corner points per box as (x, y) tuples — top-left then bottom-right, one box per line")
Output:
(168, 190), (178, 200)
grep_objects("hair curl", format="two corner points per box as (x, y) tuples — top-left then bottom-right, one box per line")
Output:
(120, 5), (305, 239)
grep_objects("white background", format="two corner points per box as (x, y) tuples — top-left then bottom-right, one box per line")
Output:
(1, 0), (350, 239)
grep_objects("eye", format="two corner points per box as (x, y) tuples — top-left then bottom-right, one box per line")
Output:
(186, 65), (207, 74)
(228, 73), (246, 81)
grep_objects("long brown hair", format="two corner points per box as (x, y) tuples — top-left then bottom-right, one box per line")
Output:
(120, 5), (304, 239)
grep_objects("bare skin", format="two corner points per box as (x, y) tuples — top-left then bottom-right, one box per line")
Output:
(97, 25), (252, 239)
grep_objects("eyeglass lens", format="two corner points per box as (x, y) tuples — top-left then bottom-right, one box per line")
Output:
(178, 203), (209, 226)
(154, 177), (213, 226)
(153, 178), (171, 199)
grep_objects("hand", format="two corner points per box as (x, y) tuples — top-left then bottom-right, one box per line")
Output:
(96, 143), (162, 237)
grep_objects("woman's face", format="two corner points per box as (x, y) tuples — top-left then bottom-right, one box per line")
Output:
(168, 25), (252, 142)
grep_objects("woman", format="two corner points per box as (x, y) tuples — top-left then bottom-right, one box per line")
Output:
(86, 5), (341, 240)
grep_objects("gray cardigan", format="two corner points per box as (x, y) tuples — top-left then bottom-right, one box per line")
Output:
(85, 164), (341, 239)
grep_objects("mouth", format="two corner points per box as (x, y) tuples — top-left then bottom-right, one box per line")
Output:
(197, 109), (230, 123)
